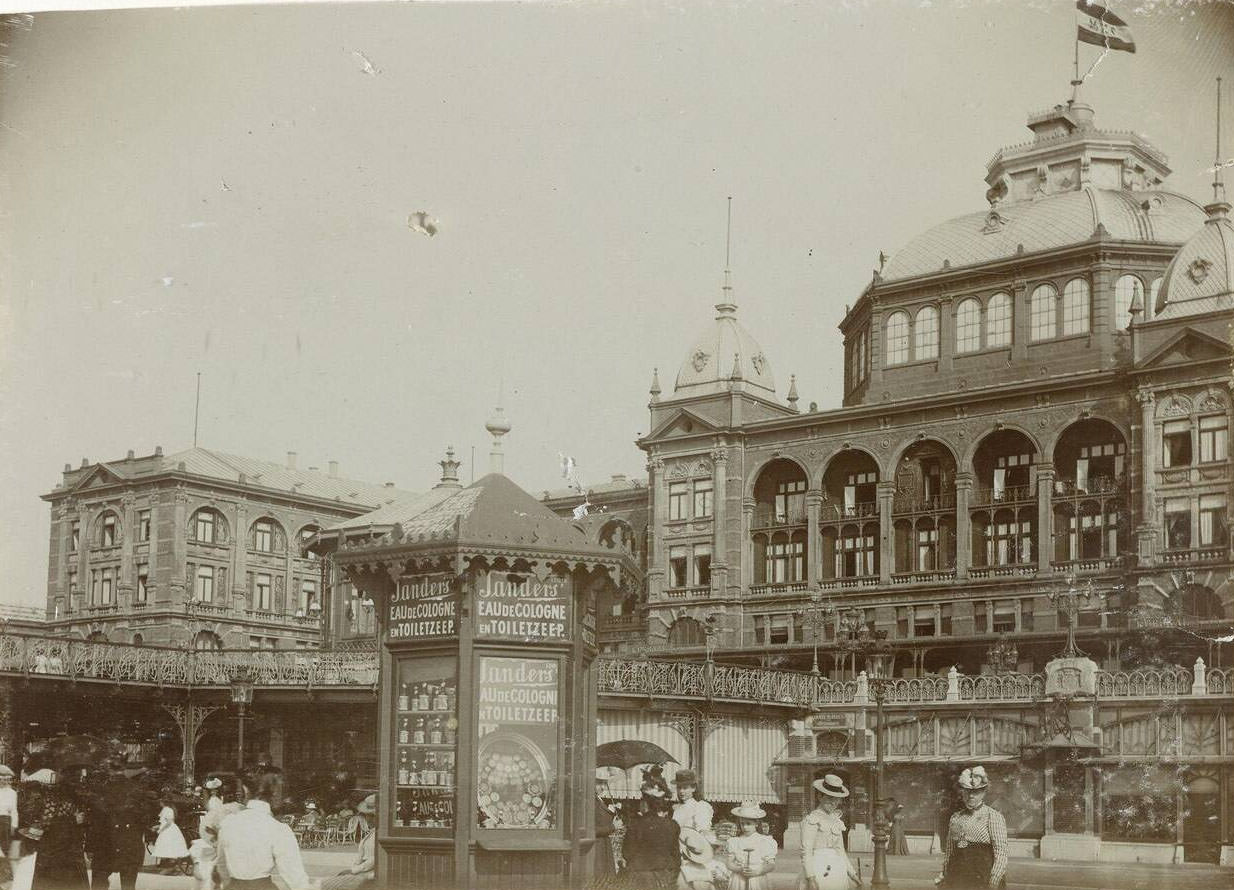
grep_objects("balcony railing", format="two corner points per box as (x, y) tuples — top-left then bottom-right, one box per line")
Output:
(821, 502), (879, 521)
(185, 602), (229, 616)
(747, 582), (809, 598)
(1050, 557), (1125, 573)
(2, 631), (1231, 708)
(968, 563), (1037, 579)
(1052, 476), (1126, 497)
(600, 613), (644, 629)
(892, 491), (956, 515)
(664, 586), (710, 600)
(971, 485), (1035, 507)
(818, 576), (880, 591)
(890, 570), (956, 585)
(1160, 547), (1228, 565)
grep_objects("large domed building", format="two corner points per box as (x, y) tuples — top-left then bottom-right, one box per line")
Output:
(635, 92), (1233, 864)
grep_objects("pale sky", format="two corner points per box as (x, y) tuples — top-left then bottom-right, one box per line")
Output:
(1, 1), (1231, 609)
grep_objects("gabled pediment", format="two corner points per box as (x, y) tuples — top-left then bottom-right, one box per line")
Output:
(1138, 326), (1232, 371)
(645, 407), (725, 441)
(69, 463), (127, 492)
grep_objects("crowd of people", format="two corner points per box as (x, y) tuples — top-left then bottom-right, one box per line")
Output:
(593, 764), (1009, 890)
(0, 761), (379, 890)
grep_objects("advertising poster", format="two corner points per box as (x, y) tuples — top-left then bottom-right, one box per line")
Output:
(476, 655), (559, 830)
(386, 573), (457, 643)
(475, 570), (571, 643)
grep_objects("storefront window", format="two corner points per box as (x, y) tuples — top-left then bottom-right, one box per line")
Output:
(394, 655), (458, 833)
(476, 656), (560, 831)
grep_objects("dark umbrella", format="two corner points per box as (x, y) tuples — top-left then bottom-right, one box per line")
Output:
(595, 740), (676, 770)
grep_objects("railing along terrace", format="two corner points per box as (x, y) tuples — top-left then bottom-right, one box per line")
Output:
(971, 485), (1035, 507)
(892, 491), (956, 514)
(0, 633), (1229, 707)
(822, 502), (879, 521)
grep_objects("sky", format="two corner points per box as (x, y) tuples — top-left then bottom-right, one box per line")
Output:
(0, 0), (1231, 609)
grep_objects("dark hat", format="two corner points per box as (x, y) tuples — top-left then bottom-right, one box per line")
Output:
(674, 769), (699, 787)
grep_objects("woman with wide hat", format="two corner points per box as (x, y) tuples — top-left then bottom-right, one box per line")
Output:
(677, 827), (729, 890)
(723, 802), (777, 890)
(799, 775), (859, 890)
(936, 766), (1008, 890)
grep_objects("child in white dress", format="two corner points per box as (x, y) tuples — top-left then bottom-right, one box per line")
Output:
(724, 803), (777, 890)
(151, 802), (189, 870)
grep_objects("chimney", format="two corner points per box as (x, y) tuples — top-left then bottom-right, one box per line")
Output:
(154, 445), (163, 456)
(287, 451), (297, 469)
(384, 482), (395, 488)
(611, 474), (627, 483)
(81, 458), (89, 468)
(126, 449), (135, 460)
(308, 466), (319, 472)
(328, 460), (339, 478)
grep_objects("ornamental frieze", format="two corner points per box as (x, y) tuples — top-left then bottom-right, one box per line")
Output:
(1156, 393), (1193, 419)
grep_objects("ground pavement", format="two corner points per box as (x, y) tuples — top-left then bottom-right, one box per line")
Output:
(96, 845), (1232, 890)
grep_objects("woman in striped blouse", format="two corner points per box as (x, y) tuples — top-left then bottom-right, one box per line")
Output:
(936, 767), (1008, 890)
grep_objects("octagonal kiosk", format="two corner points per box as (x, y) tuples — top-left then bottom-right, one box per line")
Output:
(321, 469), (630, 889)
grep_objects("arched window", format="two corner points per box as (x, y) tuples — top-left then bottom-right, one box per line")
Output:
(193, 630), (223, 651)
(884, 311), (910, 366)
(914, 306), (939, 359)
(96, 511), (120, 547)
(190, 508), (227, 545)
(1062, 278), (1090, 335)
(250, 518), (286, 553)
(1114, 275), (1142, 329)
(986, 293), (1012, 347)
(298, 525), (321, 559)
(956, 299), (982, 353)
(667, 617), (706, 648)
(1030, 284), (1057, 341)
(131, 633), (144, 647)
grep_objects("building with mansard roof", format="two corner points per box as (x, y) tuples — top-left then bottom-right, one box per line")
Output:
(39, 445), (415, 649)
(634, 91), (1232, 864)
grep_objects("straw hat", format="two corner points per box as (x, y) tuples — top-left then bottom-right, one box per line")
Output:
(204, 777), (222, 790)
(731, 801), (766, 821)
(356, 794), (378, 815)
(679, 827), (713, 865)
(305, 802), (318, 810)
(812, 774), (850, 798)
(0, 764), (14, 780)
(957, 766), (989, 791)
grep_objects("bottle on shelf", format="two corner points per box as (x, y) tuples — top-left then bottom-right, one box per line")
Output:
(433, 683), (448, 711)
(429, 716), (443, 745)
(407, 754), (420, 786)
(413, 716), (426, 745)
(397, 682), (409, 711)
(397, 750), (410, 786)
(445, 680), (456, 711)
(444, 715), (458, 745)
(417, 683), (431, 711)
(398, 717), (409, 745)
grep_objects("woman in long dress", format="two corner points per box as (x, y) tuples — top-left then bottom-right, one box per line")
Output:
(151, 802), (189, 870)
(936, 766), (1009, 890)
(799, 775), (859, 890)
(724, 802), (777, 890)
(29, 788), (88, 890)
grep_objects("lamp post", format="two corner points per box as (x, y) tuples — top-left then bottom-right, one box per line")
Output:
(835, 610), (895, 889)
(229, 668), (254, 772)
(796, 594), (835, 675)
(1048, 572), (1094, 658)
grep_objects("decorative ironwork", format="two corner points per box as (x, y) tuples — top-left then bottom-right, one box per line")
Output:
(987, 635), (1019, 675)
(1048, 572), (1094, 658)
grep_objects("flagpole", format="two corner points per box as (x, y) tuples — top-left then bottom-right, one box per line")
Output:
(1071, 6), (1081, 102)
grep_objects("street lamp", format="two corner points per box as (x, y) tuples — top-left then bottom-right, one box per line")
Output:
(229, 667), (255, 772)
(796, 594), (835, 675)
(835, 611), (895, 889)
(1048, 572), (1095, 658)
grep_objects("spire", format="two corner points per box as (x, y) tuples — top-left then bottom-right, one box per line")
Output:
(787, 374), (799, 412)
(1209, 77), (1229, 216)
(485, 389), (511, 475)
(649, 367), (661, 403)
(435, 446), (462, 489)
(717, 196), (736, 315)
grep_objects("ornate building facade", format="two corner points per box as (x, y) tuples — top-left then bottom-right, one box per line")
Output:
(39, 446), (413, 649)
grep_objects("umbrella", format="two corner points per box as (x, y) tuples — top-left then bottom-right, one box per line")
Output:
(595, 740), (676, 770)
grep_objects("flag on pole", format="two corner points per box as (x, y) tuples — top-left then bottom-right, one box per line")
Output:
(1076, 2), (1136, 53)
(572, 501), (591, 520)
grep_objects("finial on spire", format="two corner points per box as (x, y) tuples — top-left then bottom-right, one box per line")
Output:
(649, 367), (661, 403)
(717, 196), (736, 314)
(1213, 77), (1227, 209)
(730, 352), (743, 382)
(787, 374), (799, 412)
(436, 445), (462, 488)
(485, 388), (511, 475)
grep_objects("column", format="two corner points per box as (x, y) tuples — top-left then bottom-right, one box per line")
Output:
(868, 309), (884, 391)
(806, 489), (822, 589)
(74, 503), (89, 614)
(954, 473), (973, 579)
(742, 498), (755, 592)
(169, 490), (190, 603)
(0, 680), (24, 772)
(119, 493), (137, 602)
(938, 297), (954, 375)
(1011, 277), (1029, 363)
(877, 481), (895, 583)
(1135, 389), (1157, 565)
(647, 458), (665, 601)
(1036, 463), (1055, 574)
(712, 448), (728, 597)
(233, 500), (249, 611)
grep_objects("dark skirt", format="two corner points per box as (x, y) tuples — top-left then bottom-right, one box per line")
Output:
(940, 842), (1005, 890)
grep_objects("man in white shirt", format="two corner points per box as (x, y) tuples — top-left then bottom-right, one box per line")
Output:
(671, 769), (714, 838)
(216, 767), (313, 890)
(0, 764), (17, 885)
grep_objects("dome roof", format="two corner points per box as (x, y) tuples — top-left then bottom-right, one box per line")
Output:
(674, 301), (775, 397)
(881, 187), (1205, 282)
(1154, 200), (1234, 319)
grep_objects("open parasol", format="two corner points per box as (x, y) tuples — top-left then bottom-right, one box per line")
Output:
(595, 740), (676, 770)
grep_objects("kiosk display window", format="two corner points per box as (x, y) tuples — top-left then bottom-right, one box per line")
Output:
(393, 655), (458, 833)
(476, 655), (560, 830)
